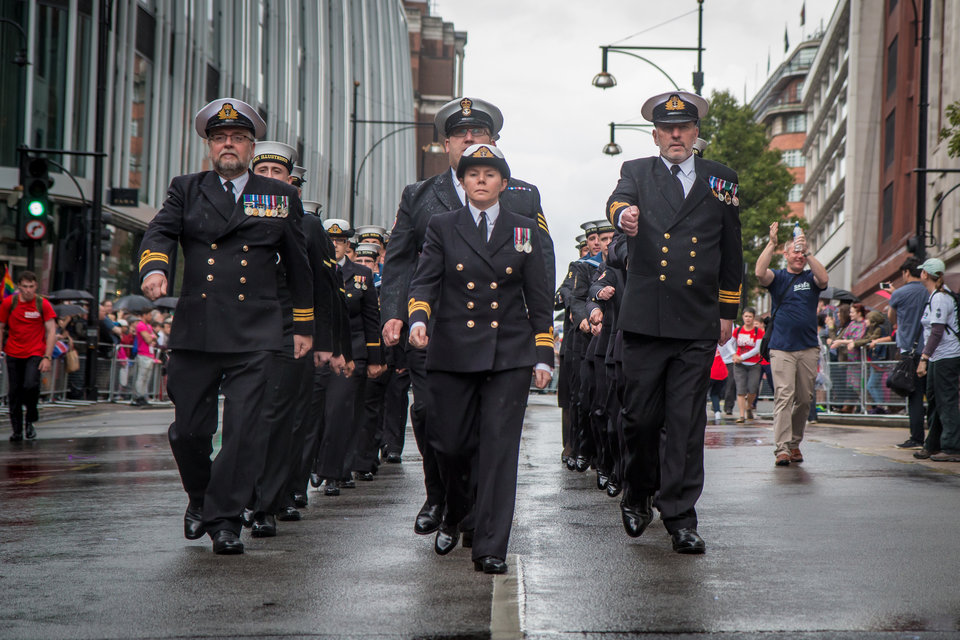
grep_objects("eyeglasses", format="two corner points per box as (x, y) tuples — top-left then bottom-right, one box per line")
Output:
(448, 127), (491, 139)
(209, 133), (254, 145)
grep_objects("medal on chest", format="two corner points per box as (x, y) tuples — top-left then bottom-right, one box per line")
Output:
(514, 227), (532, 253)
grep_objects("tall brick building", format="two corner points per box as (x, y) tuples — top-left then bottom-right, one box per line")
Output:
(404, 1), (467, 179)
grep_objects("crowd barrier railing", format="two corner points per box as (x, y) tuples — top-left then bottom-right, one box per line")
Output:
(0, 343), (170, 410)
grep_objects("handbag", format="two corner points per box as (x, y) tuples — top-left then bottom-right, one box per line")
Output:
(886, 314), (924, 397)
(759, 272), (803, 360)
(65, 349), (80, 373)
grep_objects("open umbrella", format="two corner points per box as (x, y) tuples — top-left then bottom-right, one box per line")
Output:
(114, 294), (154, 313)
(53, 303), (86, 317)
(819, 286), (858, 302)
(48, 288), (95, 302)
(153, 296), (179, 310)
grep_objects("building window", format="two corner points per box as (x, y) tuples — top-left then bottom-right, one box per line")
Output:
(33, 3), (70, 153)
(788, 183), (804, 202)
(782, 149), (804, 168)
(130, 53), (153, 200)
(882, 182), (894, 241)
(884, 110), (896, 169)
(886, 37), (898, 98)
(784, 113), (806, 133)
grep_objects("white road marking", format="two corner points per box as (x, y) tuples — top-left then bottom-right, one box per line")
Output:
(490, 553), (525, 640)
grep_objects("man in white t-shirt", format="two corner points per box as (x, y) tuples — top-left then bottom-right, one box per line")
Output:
(914, 258), (960, 462)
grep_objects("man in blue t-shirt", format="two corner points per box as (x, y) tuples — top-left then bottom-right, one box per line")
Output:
(756, 222), (829, 466)
(887, 256), (928, 448)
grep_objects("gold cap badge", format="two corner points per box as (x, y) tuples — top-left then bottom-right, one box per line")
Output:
(471, 146), (492, 158)
(329, 224), (343, 233)
(665, 95), (685, 111)
(217, 103), (239, 121)
(460, 98), (473, 116)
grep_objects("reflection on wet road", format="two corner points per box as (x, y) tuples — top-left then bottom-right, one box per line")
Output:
(1, 401), (958, 639)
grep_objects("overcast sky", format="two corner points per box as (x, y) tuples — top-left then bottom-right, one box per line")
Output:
(434, 0), (839, 283)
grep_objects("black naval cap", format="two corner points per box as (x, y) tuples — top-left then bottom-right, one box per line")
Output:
(641, 91), (710, 125)
(435, 97), (504, 138)
(194, 98), (266, 139)
(456, 144), (510, 181)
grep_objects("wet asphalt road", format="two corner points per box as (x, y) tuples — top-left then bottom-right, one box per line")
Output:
(1, 398), (959, 640)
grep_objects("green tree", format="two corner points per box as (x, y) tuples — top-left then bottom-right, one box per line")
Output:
(698, 90), (798, 300)
(940, 99), (960, 158)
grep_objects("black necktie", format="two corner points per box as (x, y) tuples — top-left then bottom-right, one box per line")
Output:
(478, 211), (489, 246)
(670, 165), (686, 203)
(224, 180), (235, 201)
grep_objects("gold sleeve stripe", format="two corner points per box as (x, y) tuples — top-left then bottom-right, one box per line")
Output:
(718, 296), (741, 304)
(138, 252), (169, 270)
(538, 223), (549, 233)
(408, 302), (431, 318)
(608, 201), (630, 217)
(366, 342), (381, 347)
(536, 213), (549, 233)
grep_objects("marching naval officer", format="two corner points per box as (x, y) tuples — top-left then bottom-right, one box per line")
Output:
(605, 91), (743, 554)
(380, 96), (555, 539)
(139, 98), (314, 554)
(408, 144), (553, 574)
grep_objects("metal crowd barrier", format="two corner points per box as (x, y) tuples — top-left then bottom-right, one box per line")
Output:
(0, 343), (170, 409)
(756, 346), (909, 416)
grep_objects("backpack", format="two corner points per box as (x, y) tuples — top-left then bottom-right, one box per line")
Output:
(930, 288), (960, 336)
(9, 294), (45, 315)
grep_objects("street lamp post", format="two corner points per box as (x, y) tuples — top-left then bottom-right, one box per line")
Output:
(348, 80), (440, 227)
(592, 0), (705, 94)
(602, 122), (653, 156)
(1, 17), (29, 156)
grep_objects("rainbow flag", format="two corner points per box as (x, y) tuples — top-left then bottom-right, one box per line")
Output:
(2, 266), (15, 299)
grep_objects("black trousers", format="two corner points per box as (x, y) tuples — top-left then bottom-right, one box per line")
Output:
(405, 345), (446, 508)
(294, 365), (329, 494)
(380, 367), (411, 455)
(602, 360), (622, 481)
(556, 354), (571, 451)
(253, 352), (312, 513)
(590, 355), (612, 474)
(166, 349), (274, 535)
(353, 367), (391, 473)
(620, 333), (714, 533)
(6, 355), (41, 432)
(315, 360), (367, 480)
(427, 366), (532, 561)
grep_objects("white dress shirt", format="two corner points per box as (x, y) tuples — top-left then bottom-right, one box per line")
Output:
(219, 171), (249, 202)
(468, 201), (499, 242)
(661, 153), (696, 198)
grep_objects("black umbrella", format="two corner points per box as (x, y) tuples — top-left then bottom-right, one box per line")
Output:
(153, 296), (179, 310)
(114, 295), (154, 313)
(53, 303), (86, 317)
(48, 288), (95, 302)
(820, 286), (858, 302)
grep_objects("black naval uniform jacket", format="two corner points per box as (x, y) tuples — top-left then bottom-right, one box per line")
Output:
(381, 169), (555, 327)
(407, 205), (554, 373)
(138, 170), (314, 352)
(339, 259), (384, 365)
(606, 156), (742, 340)
(304, 214), (351, 360)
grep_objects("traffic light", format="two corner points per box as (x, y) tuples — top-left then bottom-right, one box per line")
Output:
(17, 154), (53, 243)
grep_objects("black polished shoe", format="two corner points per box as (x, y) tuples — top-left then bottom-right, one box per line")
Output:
(671, 528), (706, 554)
(323, 481), (340, 496)
(434, 525), (460, 555)
(385, 452), (402, 463)
(596, 471), (609, 490)
(251, 513), (277, 538)
(309, 472), (322, 488)
(564, 456), (575, 470)
(605, 478), (622, 498)
(24, 423), (36, 440)
(461, 529), (474, 548)
(340, 477), (357, 489)
(241, 508), (255, 528)
(277, 506), (302, 521)
(211, 530), (244, 555)
(414, 502), (442, 535)
(9, 431), (23, 442)
(620, 495), (654, 538)
(473, 556), (508, 574)
(184, 503), (205, 540)
(574, 456), (589, 472)
(292, 492), (308, 508)
(356, 471), (375, 482)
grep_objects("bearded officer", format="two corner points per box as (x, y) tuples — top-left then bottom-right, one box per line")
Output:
(139, 98), (314, 555)
(380, 97), (555, 538)
(605, 91), (742, 554)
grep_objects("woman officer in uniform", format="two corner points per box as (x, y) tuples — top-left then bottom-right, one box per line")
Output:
(407, 144), (554, 574)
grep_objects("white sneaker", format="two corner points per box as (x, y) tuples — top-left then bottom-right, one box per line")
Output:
(714, 411), (722, 423)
